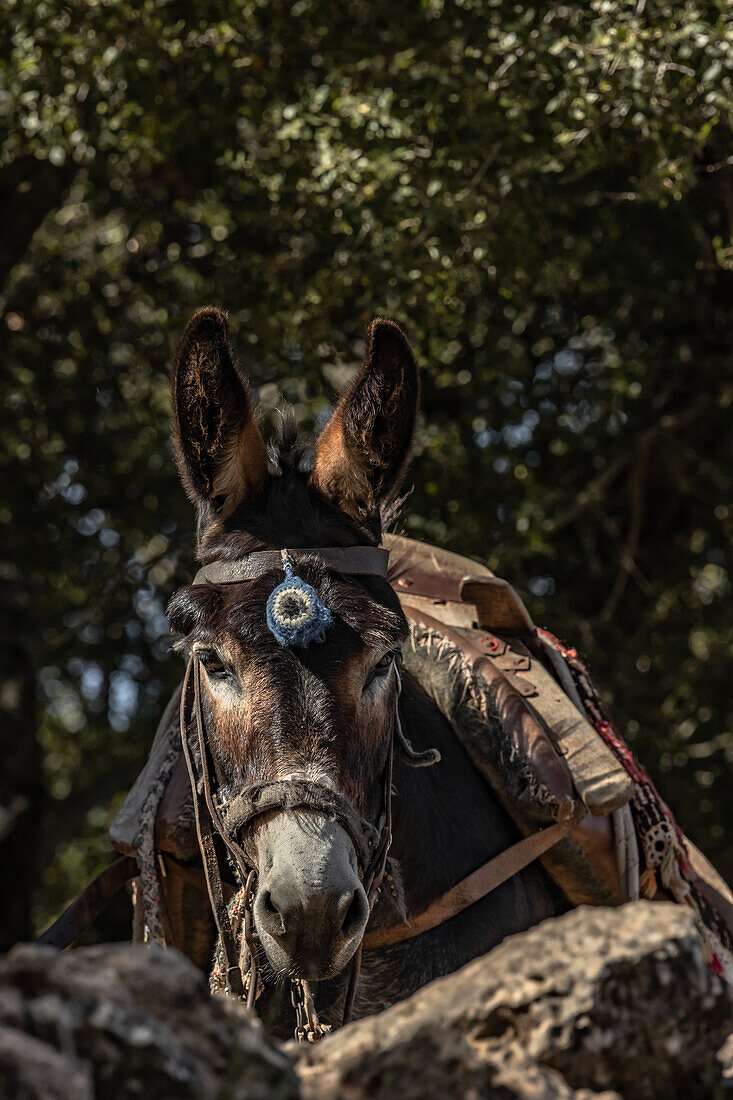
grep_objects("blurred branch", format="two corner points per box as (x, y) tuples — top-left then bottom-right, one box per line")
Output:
(599, 439), (652, 623)
(543, 402), (709, 537)
(543, 452), (629, 537)
(411, 145), (499, 251)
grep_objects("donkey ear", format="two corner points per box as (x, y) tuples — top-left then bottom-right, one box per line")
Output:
(311, 318), (418, 521)
(170, 307), (268, 516)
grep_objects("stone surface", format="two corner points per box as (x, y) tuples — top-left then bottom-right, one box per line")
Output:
(0, 942), (296, 1100)
(1, 903), (729, 1099)
(295, 902), (731, 1100)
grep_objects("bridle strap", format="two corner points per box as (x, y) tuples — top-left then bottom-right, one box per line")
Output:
(190, 657), (252, 881)
(192, 546), (389, 586)
(180, 657), (246, 996)
(221, 779), (380, 872)
(180, 646), (402, 1017)
(183, 540), (394, 1014)
(182, 544), (570, 1023)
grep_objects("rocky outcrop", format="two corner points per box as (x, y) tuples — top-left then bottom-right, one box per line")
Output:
(296, 902), (732, 1100)
(0, 903), (729, 1099)
(0, 942), (296, 1100)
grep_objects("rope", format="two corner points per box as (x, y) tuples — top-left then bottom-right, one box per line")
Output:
(134, 711), (181, 945)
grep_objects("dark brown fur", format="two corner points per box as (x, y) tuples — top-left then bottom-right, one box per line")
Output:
(169, 563), (406, 818)
(170, 307), (269, 524)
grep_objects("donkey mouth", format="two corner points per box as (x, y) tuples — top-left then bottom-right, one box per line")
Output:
(256, 905), (368, 985)
(287, 954), (341, 983)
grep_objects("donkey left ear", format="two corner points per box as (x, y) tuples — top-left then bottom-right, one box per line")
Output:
(170, 307), (269, 518)
(311, 318), (419, 521)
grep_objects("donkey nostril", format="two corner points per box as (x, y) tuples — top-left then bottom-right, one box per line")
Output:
(339, 888), (368, 939)
(260, 889), (285, 932)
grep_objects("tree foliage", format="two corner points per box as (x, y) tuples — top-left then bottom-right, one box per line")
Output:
(1, 0), (733, 940)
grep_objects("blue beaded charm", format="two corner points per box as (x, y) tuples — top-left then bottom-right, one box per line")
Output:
(266, 551), (333, 648)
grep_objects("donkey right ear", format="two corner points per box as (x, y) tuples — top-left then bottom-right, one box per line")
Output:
(310, 318), (419, 522)
(170, 307), (268, 517)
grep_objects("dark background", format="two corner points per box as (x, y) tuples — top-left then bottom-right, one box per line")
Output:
(1, 0), (732, 946)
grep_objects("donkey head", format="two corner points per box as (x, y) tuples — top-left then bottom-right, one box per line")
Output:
(167, 308), (418, 982)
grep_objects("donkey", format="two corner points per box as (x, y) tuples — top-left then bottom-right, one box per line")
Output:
(166, 307), (562, 1034)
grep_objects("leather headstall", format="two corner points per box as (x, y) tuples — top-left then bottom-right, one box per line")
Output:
(192, 545), (390, 586)
(180, 543), (573, 1035)
(181, 543), (406, 1036)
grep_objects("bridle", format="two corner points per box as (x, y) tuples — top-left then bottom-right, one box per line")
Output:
(178, 545), (436, 1038)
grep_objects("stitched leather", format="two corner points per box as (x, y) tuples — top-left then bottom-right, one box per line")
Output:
(192, 546), (390, 585)
(404, 604), (578, 807)
(400, 606), (626, 906)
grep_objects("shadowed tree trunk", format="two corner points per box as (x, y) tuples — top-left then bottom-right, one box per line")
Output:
(0, 582), (40, 948)
(0, 155), (76, 946)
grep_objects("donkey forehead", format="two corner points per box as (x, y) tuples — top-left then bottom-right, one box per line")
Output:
(178, 563), (407, 660)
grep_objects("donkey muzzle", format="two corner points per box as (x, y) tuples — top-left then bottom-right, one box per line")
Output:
(253, 810), (370, 981)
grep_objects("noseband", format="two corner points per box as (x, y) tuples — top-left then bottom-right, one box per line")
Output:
(178, 545), (437, 1038)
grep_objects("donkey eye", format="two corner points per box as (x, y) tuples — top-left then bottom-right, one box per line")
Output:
(363, 653), (394, 692)
(198, 650), (233, 682)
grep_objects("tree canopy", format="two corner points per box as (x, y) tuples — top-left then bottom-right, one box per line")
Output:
(2, 0), (732, 943)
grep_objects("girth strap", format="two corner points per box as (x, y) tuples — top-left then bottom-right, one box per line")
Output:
(363, 818), (572, 950)
(37, 855), (139, 949)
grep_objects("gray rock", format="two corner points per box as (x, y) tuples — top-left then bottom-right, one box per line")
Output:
(2, 903), (728, 1099)
(0, 942), (297, 1100)
(295, 902), (731, 1100)
(300, 1026), (619, 1100)
(0, 1024), (93, 1100)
